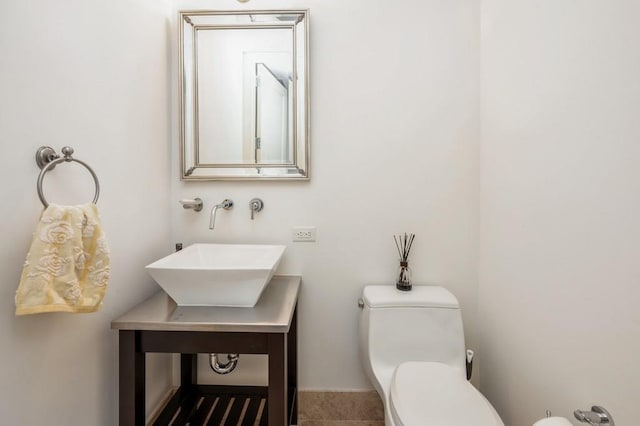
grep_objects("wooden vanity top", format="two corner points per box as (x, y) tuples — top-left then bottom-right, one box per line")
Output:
(111, 275), (300, 333)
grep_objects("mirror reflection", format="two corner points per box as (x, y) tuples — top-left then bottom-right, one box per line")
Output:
(179, 10), (309, 180)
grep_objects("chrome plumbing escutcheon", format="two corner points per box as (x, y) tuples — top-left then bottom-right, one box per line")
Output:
(574, 406), (614, 425)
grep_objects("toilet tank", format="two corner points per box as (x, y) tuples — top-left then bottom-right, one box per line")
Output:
(359, 286), (467, 379)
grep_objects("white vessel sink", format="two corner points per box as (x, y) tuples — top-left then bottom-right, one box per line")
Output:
(145, 243), (286, 307)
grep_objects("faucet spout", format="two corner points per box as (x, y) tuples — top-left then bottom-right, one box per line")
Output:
(209, 205), (220, 229)
(209, 199), (233, 229)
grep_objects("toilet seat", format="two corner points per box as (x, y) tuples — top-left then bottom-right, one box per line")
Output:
(390, 362), (504, 426)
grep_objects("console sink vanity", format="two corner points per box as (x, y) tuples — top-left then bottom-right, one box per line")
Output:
(111, 275), (300, 425)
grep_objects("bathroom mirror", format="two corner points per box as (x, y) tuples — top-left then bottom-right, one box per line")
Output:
(179, 10), (309, 180)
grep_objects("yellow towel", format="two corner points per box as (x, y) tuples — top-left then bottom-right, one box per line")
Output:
(15, 203), (110, 315)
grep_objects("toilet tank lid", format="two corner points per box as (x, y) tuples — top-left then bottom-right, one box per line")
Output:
(362, 285), (460, 309)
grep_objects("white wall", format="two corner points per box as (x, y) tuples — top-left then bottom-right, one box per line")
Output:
(11, 1), (637, 423)
(479, 1), (640, 424)
(0, 0), (173, 424)
(171, 0), (480, 390)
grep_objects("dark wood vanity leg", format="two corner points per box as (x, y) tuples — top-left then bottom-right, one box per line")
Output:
(287, 306), (298, 425)
(180, 353), (198, 387)
(268, 333), (287, 425)
(119, 330), (145, 426)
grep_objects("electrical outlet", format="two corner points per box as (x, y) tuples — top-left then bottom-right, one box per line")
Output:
(292, 226), (316, 242)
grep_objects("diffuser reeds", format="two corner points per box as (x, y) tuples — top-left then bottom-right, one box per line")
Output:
(394, 233), (415, 264)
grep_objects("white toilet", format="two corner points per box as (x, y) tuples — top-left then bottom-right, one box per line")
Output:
(358, 285), (504, 426)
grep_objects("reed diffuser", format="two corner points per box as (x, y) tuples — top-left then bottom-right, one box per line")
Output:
(394, 233), (415, 291)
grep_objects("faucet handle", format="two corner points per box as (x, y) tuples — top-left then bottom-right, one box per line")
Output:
(249, 198), (264, 220)
(179, 198), (203, 212)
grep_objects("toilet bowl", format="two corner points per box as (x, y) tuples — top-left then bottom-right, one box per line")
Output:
(358, 285), (504, 426)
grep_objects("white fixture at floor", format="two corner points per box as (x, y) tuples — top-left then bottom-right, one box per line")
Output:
(358, 285), (504, 426)
(146, 243), (286, 307)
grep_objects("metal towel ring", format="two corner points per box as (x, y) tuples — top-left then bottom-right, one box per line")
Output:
(35, 146), (100, 208)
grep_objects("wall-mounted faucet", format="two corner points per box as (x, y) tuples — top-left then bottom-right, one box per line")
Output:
(249, 198), (264, 220)
(210, 199), (233, 229)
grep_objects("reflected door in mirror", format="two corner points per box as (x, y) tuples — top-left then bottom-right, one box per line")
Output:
(179, 10), (309, 180)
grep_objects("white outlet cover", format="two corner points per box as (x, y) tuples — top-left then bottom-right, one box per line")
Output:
(292, 226), (317, 242)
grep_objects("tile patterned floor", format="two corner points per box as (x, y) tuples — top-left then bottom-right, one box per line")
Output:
(299, 422), (385, 426)
(297, 391), (384, 426)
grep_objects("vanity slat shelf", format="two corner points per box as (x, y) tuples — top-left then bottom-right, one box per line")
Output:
(112, 276), (300, 426)
(152, 385), (282, 426)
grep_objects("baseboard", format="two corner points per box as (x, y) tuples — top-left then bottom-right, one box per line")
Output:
(146, 386), (177, 425)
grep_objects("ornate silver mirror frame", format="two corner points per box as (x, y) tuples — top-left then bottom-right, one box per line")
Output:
(179, 10), (310, 180)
